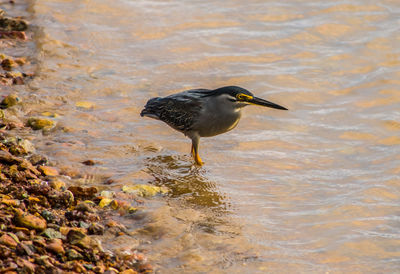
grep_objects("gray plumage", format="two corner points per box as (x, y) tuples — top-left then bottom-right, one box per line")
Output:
(140, 86), (287, 165)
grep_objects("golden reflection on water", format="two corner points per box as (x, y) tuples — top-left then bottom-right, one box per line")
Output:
(144, 154), (229, 210)
(27, 0), (400, 272)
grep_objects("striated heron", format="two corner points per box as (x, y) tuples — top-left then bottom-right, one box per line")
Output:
(140, 86), (287, 165)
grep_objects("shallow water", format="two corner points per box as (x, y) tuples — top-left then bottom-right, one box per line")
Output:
(26, 0), (400, 272)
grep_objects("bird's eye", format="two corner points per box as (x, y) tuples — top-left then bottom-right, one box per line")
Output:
(236, 94), (244, 100)
(236, 93), (253, 101)
(228, 98), (236, 102)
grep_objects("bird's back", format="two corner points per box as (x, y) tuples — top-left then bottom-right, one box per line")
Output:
(140, 89), (209, 132)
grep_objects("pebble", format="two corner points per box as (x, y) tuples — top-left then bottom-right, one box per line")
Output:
(0, 233), (18, 247)
(38, 166), (59, 177)
(73, 235), (97, 250)
(1, 58), (17, 71)
(66, 229), (86, 244)
(66, 248), (84, 261)
(119, 269), (138, 274)
(41, 228), (63, 239)
(28, 154), (48, 165)
(27, 117), (55, 130)
(16, 258), (36, 273)
(45, 239), (65, 254)
(68, 186), (98, 200)
(1, 198), (20, 206)
(0, 94), (19, 108)
(15, 210), (47, 232)
(75, 202), (95, 213)
(122, 184), (169, 197)
(104, 267), (119, 274)
(75, 101), (96, 110)
(40, 210), (57, 223)
(99, 198), (112, 208)
(49, 179), (65, 190)
(0, 17), (28, 31)
(87, 223), (104, 235)
(81, 159), (95, 166)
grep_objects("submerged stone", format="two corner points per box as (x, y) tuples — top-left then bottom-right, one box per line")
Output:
(122, 184), (168, 197)
(98, 198), (112, 208)
(27, 117), (55, 130)
(41, 111), (58, 118)
(76, 101), (96, 110)
(0, 17), (28, 31)
(0, 94), (19, 108)
(1, 58), (17, 71)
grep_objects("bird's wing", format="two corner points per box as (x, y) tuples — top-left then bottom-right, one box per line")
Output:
(141, 90), (205, 132)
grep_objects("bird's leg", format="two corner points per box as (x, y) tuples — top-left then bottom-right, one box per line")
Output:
(191, 137), (203, 166)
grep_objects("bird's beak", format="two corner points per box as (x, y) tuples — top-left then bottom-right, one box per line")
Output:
(248, 96), (288, 110)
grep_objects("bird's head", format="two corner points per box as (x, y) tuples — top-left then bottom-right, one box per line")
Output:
(211, 86), (288, 110)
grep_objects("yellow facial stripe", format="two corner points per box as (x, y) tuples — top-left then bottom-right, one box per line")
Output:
(236, 93), (253, 101)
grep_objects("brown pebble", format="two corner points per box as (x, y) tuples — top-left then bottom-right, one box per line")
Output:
(60, 226), (87, 236)
(92, 265), (105, 273)
(14, 230), (28, 241)
(16, 258), (36, 273)
(14, 57), (26, 66)
(87, 223), (104, 235)
(12, 77), (24, 85)
(0, 198), (20, 207)
(138, 263), (153, 272)
(38, 166), (59, 176)
(28, 154), (48, 166)
(0, 94), (19, 108)
(0, 17), (28, 31)
(46, 238), (65, 254)
(0, 233), (18, 247)
(1, 58), (16, 71)
(119, 270), (138, 274)
(12, 226), (30, 234)
(66, 229), (86, 244)
(68, 186), (98, 200)
(72, 261), (86, 272)
(104, 268), (119, 274)
(106, 220), (118, 228)
(0, 30), (27, 40)
(73, 235), (97, 250)
(16, 242), (35, 256)
(49, 179), (66, 190)
(81, 159), (95, 166)
(103, 178), (115, 185)
(15, 209), (47, 231)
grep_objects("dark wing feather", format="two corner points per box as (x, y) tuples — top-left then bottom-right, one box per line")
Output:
(141, 90), (205, 132)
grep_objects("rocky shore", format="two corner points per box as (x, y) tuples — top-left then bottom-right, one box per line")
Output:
(1, 2), (155, 273)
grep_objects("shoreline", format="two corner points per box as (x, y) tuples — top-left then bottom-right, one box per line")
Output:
(1, 2), (154, 273)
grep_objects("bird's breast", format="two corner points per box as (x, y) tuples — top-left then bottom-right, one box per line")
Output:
(195, 108), (242, 137)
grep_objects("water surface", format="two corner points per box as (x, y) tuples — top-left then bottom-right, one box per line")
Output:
(27, 0), (400, 272)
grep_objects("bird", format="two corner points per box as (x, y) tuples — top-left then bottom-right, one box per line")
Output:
(140, 86), (287, 165)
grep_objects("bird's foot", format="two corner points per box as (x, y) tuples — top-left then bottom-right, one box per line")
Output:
(194, 154), (204, 166)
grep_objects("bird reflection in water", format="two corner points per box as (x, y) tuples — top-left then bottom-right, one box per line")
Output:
(143, 154), (230, 212)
